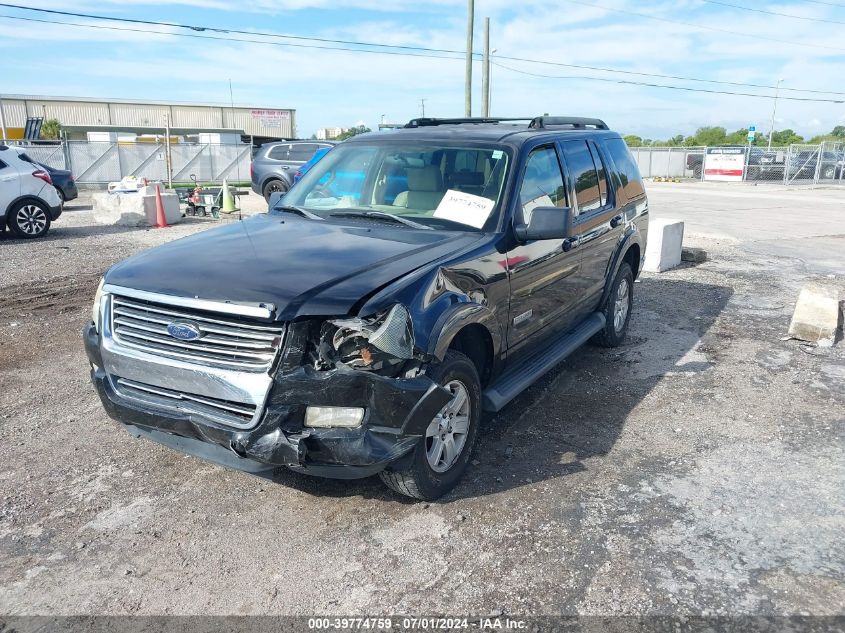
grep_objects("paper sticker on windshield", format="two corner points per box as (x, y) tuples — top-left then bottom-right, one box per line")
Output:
(492, 150), (503, 159)
(434, 190), (495, 229)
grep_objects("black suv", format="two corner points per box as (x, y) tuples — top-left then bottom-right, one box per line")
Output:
(84, 116), (648, 500)
(251, 140), (335, 200)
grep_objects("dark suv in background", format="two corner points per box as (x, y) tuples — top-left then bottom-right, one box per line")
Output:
(85, 116), (648, 500)
(251, 140), (335, 200)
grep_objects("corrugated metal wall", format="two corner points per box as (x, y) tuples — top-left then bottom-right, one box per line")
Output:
(0, 97), (295, 137)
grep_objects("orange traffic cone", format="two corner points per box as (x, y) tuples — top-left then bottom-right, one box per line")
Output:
(154, 184), (169, 228)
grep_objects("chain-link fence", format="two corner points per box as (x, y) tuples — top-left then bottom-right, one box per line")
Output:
(6, 140), (252, 184)
(628, 142), (844, 185)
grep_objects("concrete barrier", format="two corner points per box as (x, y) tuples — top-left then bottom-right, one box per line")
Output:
(643, 219), (684, 272)
(92, 189), (181, 227)
(788, 284), (841, 345)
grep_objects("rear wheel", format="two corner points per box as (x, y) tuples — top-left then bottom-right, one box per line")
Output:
(8, 200), (51, 239)
(195, 206), (206, 217)
(379, 350), (481, 500)
(262, 179), (288, 201)
(594, 262), (634, 348)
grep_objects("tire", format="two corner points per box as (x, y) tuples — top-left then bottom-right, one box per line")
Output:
(262, 179), (288, 201)
(693, 164), (702, 180)
(594, 262), (634, 348)
(211, 207), (220, 218)
(56, 188), (66, 203)
(379, 350), (481, 501)
(8, 199), (51, 239)
(821, 165), (836, 180)
(195, 206), (206, 217)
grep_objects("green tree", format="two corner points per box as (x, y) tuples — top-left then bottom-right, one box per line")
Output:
(691, 126), (727, 146)
(769, 129), (804, 146)
(336, 125), (371, 141)
(40, 118), (62, 140)
(831, 125), (845, 137)
(623, 135), (643, 147)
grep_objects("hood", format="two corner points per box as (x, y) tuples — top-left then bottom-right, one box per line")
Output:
(105, 214), (483, 320)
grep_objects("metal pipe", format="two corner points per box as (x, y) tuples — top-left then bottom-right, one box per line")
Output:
(0, 95), (7, 142)
(464, 0), (474, 117)
(767, 78), (784, 151)
(481, 17), (490, 118)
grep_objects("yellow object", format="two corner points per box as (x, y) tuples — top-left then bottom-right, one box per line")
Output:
(222, 179), (239, 214)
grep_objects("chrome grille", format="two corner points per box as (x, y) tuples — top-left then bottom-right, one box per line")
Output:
(114, 377), (257, 426)
(110, 294), (284, 370)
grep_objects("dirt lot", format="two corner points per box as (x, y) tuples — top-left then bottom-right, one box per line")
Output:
(0, 185), (843, 617)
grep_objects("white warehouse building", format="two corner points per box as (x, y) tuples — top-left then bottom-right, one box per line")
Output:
(0, 94), (296, 142)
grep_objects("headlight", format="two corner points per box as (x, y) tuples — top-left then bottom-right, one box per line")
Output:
(320, 304), (415, 371)
(91, 278), (106, 332)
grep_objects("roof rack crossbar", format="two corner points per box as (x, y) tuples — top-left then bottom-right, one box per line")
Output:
(404, 117), (534, 128)
(529, 116), (608, 130)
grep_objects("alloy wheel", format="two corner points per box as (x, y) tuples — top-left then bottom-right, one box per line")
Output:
(613, 277), (630, 333)
(425, 380), (471, 473)
(16, 205), (48, 236)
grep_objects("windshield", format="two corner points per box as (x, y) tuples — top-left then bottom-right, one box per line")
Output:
(281, 142), (510, 231)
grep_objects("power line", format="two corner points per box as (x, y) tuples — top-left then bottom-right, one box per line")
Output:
(0, 3), (472, 57)
(802, 0), (845, 6)
(490, 61), (845, 103)
(492, 53), (845, 96)
(560, 0), (845, 52)
(3, 8), (845, 104)
(699, 0), (845, 25)
(0, 14), (467, 61)
(4, 4), (845, 97)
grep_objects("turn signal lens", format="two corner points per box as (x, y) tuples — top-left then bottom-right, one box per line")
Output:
(304, 406), (365, 428)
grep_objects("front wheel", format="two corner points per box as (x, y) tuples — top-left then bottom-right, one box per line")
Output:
(594, 261), (634, 348)
(8, 200), (51, 239)
(379, 350), (481, 500)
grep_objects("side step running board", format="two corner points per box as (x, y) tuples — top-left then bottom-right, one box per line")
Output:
(482, 312), (606, 412)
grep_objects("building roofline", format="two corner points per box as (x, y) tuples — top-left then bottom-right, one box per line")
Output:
(0, 93), (294, 112)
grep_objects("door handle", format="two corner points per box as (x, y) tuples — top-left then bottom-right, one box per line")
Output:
(610, 214), (623, 228)
(563, 237), (579, 252)
(281, 165), (290, 170)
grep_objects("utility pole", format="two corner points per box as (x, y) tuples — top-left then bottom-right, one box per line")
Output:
(0, 95), (7, 142)
(481, 17), (490, 117)
(464, 0), (474, 117)
(767, 78), (784, 151)
(164, 112), (172, 188)
(420, 98), (427, 117)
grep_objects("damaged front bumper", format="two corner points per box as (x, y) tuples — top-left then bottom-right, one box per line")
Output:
(84, 323), (450, 479)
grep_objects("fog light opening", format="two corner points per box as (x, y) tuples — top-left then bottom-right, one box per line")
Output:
(305, 406), (365, 428)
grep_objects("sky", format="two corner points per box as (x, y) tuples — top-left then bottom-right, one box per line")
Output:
(1, 0), (844, 140)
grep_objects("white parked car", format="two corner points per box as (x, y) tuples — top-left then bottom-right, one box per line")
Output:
(0, 145), (63, 239)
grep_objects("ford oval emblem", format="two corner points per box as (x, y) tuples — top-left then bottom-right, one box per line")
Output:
(167, 320), (203, 341)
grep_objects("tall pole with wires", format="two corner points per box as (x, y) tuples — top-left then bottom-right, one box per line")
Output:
(768, 78), (784, 150)
(464, 0), (474, 117)
(481, 17), (490, 117)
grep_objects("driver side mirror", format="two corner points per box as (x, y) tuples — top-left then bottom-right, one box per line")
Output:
(514, 206), (574, 242)
(268, 191), (284, 209)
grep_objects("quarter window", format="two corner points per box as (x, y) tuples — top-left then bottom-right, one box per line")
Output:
(267, 144), (290, 160)
(589, 142), (609, 207)
(517, 146), (567, 223)
(561, 140), (602, 214)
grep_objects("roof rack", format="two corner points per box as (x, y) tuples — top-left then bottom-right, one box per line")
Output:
(528, 116), (608, 130)
(404, 117), (533, 128)
(403, 116), (609, 131)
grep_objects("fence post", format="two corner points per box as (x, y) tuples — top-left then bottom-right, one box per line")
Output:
(666, 147), (671, 179)
(813, 143), (822, 185)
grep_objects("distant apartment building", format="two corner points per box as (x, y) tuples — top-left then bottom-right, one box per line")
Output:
(315, 126), (347, 140)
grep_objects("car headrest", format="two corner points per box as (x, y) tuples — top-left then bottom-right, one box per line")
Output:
(451, 171), (484, 187)
(407, 166), (443, 192)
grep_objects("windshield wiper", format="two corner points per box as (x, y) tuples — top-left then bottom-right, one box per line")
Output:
(272, 205), (323, 220)
(329, 210), (432, 230)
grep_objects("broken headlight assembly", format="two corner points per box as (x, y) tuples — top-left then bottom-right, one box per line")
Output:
(313, 304), (419, 375)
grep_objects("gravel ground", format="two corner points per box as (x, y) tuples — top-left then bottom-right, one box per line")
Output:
(0, 187), (843, 618)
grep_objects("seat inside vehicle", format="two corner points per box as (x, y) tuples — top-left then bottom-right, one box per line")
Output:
(393, 165), (445, 211)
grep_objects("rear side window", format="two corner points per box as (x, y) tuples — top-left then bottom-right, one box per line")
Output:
(289, 143), (317, 161)
(604, 138), (645, 200)
(267, 144), (290, 160)
(588, 142), (608, 207)
(561, 140), (602, 215)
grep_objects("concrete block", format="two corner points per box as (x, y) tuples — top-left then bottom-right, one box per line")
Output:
(788, 284), (840, 344)
(92, 191), (181, 227)
(643, 219), (684, 272)
(682, 246), (707, 263)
